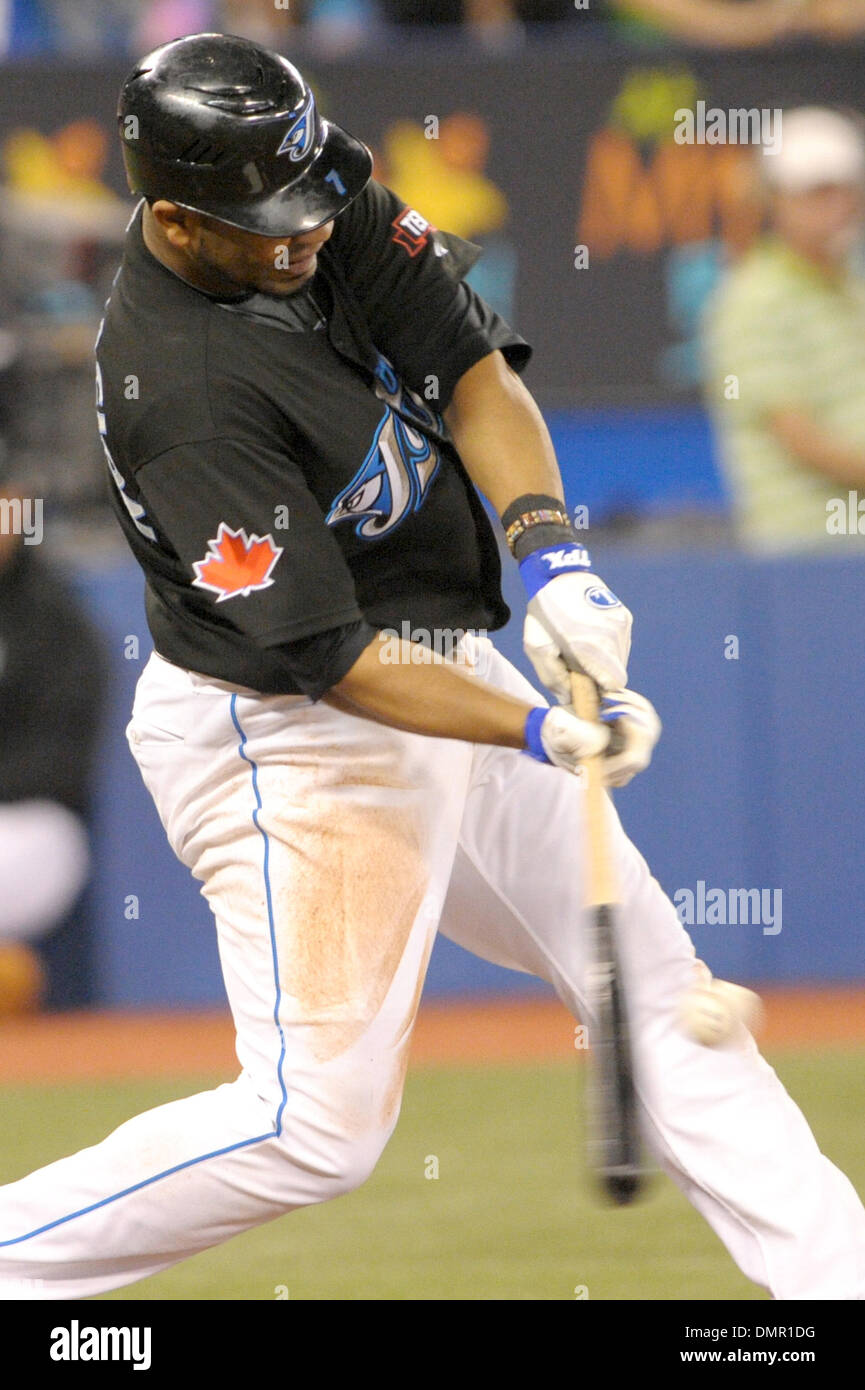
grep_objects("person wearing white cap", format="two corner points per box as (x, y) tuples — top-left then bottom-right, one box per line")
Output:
(703, 106), (865, 550)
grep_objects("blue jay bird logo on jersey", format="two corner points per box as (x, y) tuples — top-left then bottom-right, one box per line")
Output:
(277, 91), (316, 162)
(326, 356), (442, 539)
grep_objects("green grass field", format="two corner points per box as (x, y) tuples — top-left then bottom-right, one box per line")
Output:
(1, 1050), (863, 1301)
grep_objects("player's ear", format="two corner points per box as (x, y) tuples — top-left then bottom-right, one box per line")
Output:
(149, 200), (196, 249)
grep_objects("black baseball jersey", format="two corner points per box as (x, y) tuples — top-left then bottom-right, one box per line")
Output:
(95, 179), (531, 697)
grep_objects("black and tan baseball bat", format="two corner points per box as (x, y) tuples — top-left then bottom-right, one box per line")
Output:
(570, 670), (644, 1205)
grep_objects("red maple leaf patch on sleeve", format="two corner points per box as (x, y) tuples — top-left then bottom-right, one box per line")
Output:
(192, 523), (283, 602)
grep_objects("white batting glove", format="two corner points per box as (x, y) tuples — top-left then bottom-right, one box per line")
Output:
(523, 613), (575, 705)
(524, 704), (610, 774)
(600, 688), (662, 787)
(520, 547), (632, 693)
(523, 618), (660, 785)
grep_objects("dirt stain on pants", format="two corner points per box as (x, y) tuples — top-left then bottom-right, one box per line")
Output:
(264, 790), (429, 1064)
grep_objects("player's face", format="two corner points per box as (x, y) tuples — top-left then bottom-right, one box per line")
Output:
(772, 183), (865, 263)
(148, 201), (335, 297)
(191, 213), (335, 296)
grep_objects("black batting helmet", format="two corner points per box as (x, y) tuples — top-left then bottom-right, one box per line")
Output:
(117, 33), (372, 237)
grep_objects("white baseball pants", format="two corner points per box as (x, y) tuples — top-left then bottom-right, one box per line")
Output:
(0, 638), (862, 1299)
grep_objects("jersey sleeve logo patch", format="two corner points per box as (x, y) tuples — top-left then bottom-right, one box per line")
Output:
(391, 207), (432, 257)
(192, 523), (283, 602)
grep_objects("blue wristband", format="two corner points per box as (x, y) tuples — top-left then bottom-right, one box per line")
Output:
(518, 544), (592, 600)
(523, 706), (550, 763)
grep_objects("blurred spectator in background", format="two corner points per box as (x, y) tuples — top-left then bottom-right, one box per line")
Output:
(40, 0), (139, 56)
(606, 0), (865, 46)
(380, 0), (516, 44)
(137, 0), (375, 59)
(0, 0), (354, 57)
(0, 0), (54, 56)
(0, 0), (140, 56)
(703, 108), (865, 552)
(373, 0), (865, 46)
(0, 472), (106, 1014)
(0, 115), (128, 554)
(135, 1), (219, 52)
(4, 0), (865, 54)
(379, 0), (575, 46)
(137, 1), (291, 52)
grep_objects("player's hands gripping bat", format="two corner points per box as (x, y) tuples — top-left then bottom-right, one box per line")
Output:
(524, 701), (611, 772)
(570, 668), (645, 1206)
(519, 545), (633, 693)
(598, 686), (661, 787)
(525, 615), (661, 787)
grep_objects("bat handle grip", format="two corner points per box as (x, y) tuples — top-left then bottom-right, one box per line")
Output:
(569, 670), (600, 725)
(569, 671), (619, 907)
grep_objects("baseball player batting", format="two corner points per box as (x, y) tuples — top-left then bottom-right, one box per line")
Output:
(0, 33), (863, 1300)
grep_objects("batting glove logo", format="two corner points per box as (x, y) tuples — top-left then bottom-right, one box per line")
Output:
(542, 547), (591, 571)
(192, 523), (283, 602)
(585, 584), (622, 609)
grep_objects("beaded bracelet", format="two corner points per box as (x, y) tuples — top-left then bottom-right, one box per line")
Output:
(504, 507), (570, 553)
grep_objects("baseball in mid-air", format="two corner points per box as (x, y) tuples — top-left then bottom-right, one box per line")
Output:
(678, 976), (764, 1047)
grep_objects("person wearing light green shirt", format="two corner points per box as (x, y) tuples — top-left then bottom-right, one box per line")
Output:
(703, 106), (865, 551)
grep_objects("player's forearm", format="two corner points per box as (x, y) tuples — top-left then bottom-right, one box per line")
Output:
(326, 634), (533, 747)
(444, 350), (564, 514)
(769, 408), (865, 488)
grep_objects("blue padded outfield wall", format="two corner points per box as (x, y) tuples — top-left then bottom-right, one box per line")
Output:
(68, 415), (865, 1006)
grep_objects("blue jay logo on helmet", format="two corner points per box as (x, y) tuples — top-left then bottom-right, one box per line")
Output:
(277, 90), (316, 162)
(586, 584), (622, 609)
